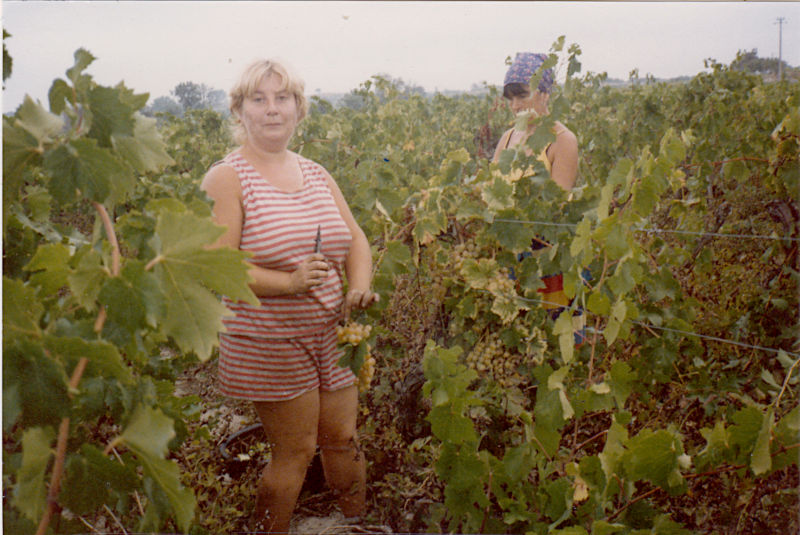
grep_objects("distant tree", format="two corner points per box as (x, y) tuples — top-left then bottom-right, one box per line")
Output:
(170, 81), (228, 113)
(3, 30), (12, 87)
(143, 95), (183, 117)
(731, 48), (792, 77)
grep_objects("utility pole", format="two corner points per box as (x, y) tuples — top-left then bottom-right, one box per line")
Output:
(775, 17), (787, 81)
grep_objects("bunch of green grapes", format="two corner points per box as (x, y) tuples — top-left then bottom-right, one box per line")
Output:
(465, 321), (548, 388)
(451, 241), (480, 272)
(337, 321), (375, 393)
(485, 266), (515, 293)
(466, 332), (524, 388)
(357, 352), (376, 393)
(337, 321), (372, 345)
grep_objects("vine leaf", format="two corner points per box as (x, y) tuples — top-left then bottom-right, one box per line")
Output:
(43, 138), (133, 204)
(151, 208), (257, 360)
(3, 338), (70, 428)
(621, 428), (686, 493)
(750, 407), (774, 475)
(12, 426), (55, 523)
(15, 95), (64, 145)
(3, 277), (44, 339)
(112, 113), (175, 173)
(24, 242), (72, 296)
(61, 444), (138, 515)
(43, 336), (133, 385)
(119, 405), (196, 532)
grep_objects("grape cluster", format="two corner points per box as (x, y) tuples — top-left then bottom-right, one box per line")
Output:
(358, 352), (376, 393)
(466, 332), (524, 388)
(465, 322), (548, 388)
(336, 321), (372, 345)
(452, 241), (479, 272)
(486, 267), (515, 293)
(337, 321), (375, 393)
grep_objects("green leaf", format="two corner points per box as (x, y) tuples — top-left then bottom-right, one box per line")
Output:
(66, 48), (96, 85)
(621, 428), (686, 492)
(729, 406), (764, 454)
(429, 405), (477, 444)
(62, 444), (138, 514)
(24, 242), (71, 296)
(3, 118), (42, 185)
(112, 113), (175, 173)
(751, 407), (774, 475)
(12, 426), (55, 523)
(15, 95), (64, 145)
(587, 290), (611, 316)
(43, 138), (133, 204)
(119, 405), (196, 531)
(43, 336), (133, 385)
(88, 85), (136, 146)
(553, 310), (575, 364)
(3, 277), (43, 340)
(67, 246), (108, 310)
(488, 210), (536, 253)
(3, 338), (70, 427)
(48, 78), (74, 115)
(570, 218), (593, 259)
(605, 223), (629, 260)
(481, 176), (515, 211)
(151, 209), (257, 359)
(607, 360), (635, 408)
(533, 366), (566, 457)
(590, 520), (627, 535)
(632, 175), (660, 216)
(597, 183), (614, 221)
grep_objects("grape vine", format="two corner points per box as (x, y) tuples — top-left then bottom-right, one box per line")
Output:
(3, 36), (798, 534)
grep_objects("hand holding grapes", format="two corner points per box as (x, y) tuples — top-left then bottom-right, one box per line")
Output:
(343, 288), (379, 322)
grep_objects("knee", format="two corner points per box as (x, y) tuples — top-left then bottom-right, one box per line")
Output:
(318, 432), (361, 455)
(271, 434), (317, 467)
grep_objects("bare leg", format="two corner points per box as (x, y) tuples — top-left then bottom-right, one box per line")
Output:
(317, 385), (366, 518)
(252, 389), (319, 533)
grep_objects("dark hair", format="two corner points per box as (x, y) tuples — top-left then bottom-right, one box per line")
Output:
(503, 82), (530, 100)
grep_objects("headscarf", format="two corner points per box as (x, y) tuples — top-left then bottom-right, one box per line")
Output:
(503, 52), (554, 94)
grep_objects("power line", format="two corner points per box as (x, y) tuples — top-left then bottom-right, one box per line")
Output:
(509, 292), (800, 359)
(490, 218), (800, 243)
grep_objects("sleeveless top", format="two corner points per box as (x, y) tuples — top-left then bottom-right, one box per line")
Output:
(498, 128), (553, 173)
(218, 150), (352, 339)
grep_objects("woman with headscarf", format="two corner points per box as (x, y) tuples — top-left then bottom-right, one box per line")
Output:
(493, 52), (585, 343)
(492, 52), (578, 190)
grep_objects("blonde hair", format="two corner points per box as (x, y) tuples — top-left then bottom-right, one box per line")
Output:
(229, 58), (308, 144)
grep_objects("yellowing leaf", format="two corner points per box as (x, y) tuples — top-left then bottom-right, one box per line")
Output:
(573, 475), (589, 503)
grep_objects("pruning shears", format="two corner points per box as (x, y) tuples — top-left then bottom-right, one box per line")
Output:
(314, 225), (322, 253)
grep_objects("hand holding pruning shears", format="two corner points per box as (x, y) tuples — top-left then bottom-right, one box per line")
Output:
(289, 226), (329, 293)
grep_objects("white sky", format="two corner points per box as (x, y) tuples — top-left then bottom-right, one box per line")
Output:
(2, 1), (799, 113)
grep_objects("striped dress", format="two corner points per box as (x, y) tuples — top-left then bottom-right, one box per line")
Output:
(221, 150), (352, 338)
(216, 150), (355, 400)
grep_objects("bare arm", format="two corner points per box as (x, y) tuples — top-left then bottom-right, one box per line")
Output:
(324, 172), (379, 320)
(200, 164), (329, 297)
(548, 126), (578, 191)
(492, 128), (513, 163)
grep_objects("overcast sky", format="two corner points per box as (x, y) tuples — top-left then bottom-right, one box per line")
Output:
(3, 1), (798, 113)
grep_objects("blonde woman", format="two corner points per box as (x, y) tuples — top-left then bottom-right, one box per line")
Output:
(201, 58), (378, 532)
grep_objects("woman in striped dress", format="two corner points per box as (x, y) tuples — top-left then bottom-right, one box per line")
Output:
(201, 58), (378, 533)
